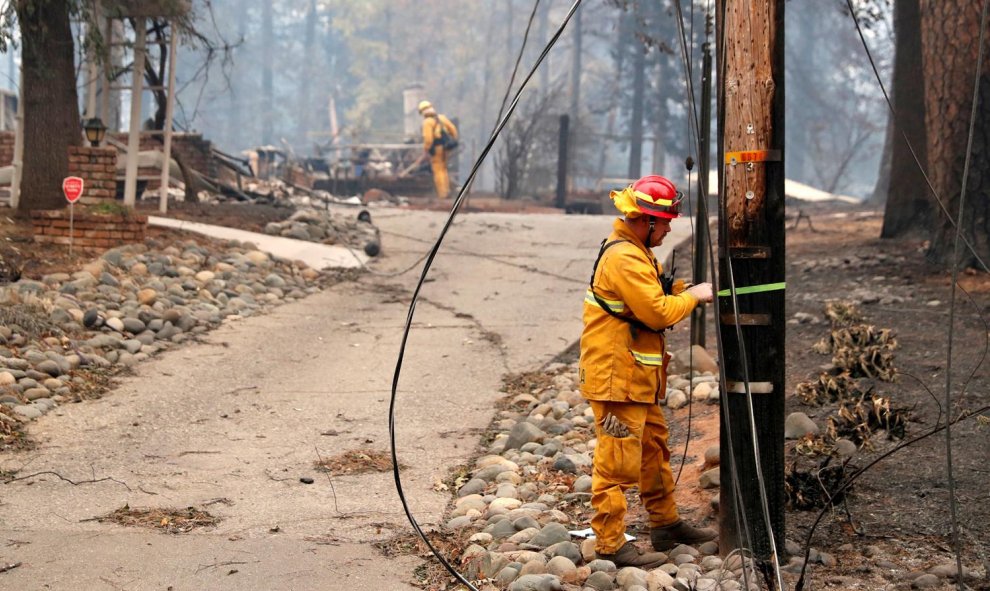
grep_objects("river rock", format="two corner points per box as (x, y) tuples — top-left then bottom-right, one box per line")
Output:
(784, 412), (819, 439)
(527, 523), (570, 549)
(504, 421), (546, 451)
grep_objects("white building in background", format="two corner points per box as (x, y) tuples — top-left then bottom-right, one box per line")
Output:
(0, 88), (16, 131)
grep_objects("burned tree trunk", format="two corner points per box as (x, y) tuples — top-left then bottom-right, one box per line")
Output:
(261, 0), (274, 145)
(570, 7), (582, 122)
(598, 10), (631, 179)
(629, 42), (646, 180)
(142, 19), (170, 131)
(880, 0), (930, 239)
(920, 0), (990, 266)
(295, 0), (318, 147)
(538, 0), (550, 96)
(15, 0), (82, 214)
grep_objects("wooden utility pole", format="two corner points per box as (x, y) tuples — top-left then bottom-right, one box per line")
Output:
(716, 0), (786, 568)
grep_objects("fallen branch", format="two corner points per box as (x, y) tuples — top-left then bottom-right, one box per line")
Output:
(264, 469), (293, 482)
(315, 446), (340, 514)
(195, 560), (252, 574)
(0, 562), (21, 574)
(212, 148), (253, 176)
(3, 470), (131, 491)
(200, 174), (252, 202)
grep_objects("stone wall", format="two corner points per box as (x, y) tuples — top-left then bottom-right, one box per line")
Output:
(31, 210), (148, 248)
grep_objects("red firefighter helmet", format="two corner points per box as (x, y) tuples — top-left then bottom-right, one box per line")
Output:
(631, 175), (683, 219)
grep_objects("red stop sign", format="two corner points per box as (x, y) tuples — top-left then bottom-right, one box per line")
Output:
(62, 176), (84, 203)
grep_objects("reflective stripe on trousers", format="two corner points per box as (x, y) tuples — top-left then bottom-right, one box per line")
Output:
(588, 399), (679, 554)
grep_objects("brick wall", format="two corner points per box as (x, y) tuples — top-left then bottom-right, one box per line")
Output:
(285, 164), (313, 189)
(173, 134), (216, 178)
(0, 131), (13, 167)
(110, 132), (217, 179)
(31, 210), (148, 248)
(0, 131), (216, 180)
(67, 146), (117, 205)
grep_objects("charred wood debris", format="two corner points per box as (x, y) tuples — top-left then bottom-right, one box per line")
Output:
(786, 301), (909, 511)
(203, 145), (416, 208)
(153, 144), (425, 257)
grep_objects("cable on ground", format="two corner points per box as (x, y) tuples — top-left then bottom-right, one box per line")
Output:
(388, 2), (583, 588)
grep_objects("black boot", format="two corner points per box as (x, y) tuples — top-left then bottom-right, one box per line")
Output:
(596, 542), (668, 569)
(650, 520), (717, 551)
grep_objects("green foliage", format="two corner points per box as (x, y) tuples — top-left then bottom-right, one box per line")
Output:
(87, 201), (130, 216)
(0, 3), (18, 53)
(0, 1), (97, 55)
(1, 0), (222, 80)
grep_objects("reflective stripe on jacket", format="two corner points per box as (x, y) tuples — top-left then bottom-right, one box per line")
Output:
(579, 218), (698, 403)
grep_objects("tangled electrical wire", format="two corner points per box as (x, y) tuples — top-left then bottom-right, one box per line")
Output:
(388, 2), (582, 588)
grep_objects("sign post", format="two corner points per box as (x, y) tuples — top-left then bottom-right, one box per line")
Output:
(62, 176), (84, 255)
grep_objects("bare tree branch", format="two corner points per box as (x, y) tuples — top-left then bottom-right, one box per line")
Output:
(3, 470), (131, 491)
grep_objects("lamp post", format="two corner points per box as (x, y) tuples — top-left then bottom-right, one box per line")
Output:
(82, 117), (107, 147)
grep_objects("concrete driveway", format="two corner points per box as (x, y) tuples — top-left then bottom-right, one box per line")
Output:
(0, 208), (692, 590)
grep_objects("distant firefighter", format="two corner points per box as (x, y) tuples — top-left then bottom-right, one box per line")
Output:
(418, 100), (459, 199)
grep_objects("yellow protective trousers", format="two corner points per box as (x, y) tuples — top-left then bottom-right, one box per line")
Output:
(589, 399), (679, 554)
(430, 148), (450, 199)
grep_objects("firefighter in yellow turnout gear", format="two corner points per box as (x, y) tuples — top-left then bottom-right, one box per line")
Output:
(579, 175), (717, 568)
(418, 100), (459, 199)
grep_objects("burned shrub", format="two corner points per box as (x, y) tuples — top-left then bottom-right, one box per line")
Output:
(785, 461), (848, 510)
(815, 324), (897, 381)
(823, 300), (865, 327)
(826, 393), (907, 449)
(793, 433), (838, 457)
(795, 372), (869, 406)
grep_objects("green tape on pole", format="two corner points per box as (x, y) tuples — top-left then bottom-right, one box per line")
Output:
(717, 282), (786, 297)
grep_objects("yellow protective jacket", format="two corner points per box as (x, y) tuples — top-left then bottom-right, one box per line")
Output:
(579, 219), (699, 403)
(422, 114), (458, 152)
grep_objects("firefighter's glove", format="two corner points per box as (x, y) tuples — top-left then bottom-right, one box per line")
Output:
(601, 413), (631, 438)
(686, 282), (714, 303)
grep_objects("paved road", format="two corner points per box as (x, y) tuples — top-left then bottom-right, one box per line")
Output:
(0, 208), (691, 590)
